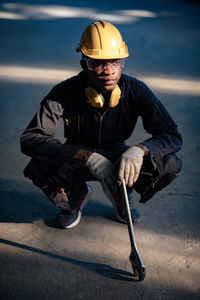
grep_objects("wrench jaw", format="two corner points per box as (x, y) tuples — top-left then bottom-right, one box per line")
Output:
(129, 252), (146, 281)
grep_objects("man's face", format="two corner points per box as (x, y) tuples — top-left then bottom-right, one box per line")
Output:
(83, 58), (123, 93)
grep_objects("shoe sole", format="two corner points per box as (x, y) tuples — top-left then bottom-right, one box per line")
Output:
(64, 210), (82, 229)
(63, 185), (92, 229)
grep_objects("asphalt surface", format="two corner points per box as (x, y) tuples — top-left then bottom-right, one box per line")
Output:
(0, 0), (200, 299)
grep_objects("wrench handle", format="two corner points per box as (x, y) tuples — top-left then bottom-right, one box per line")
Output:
(121, 179), (146, 271)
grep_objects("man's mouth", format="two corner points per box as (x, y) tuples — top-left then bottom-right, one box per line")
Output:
(100, 78), (116, 85)
(103, 81), (114, 85)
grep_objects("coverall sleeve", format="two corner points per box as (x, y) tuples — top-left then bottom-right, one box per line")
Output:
(137, 81), (182, 163)
(20, 96), (63, 161)
(20, 88), (89, 169)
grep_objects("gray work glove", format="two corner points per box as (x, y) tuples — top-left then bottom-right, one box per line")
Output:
(118, 146), (144, 187)
(86, 152), (118, 190)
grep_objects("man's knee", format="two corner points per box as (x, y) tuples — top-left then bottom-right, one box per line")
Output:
(24, 159), (50, 188)
(135, 153), (182, 203)
(163, 153), (182, 177)
(24, 159), (70, 210)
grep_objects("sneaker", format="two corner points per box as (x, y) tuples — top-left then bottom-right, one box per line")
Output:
(109, 189), (141, 224)
(56, 209), (81, 229)
(56, 184), (92, 229)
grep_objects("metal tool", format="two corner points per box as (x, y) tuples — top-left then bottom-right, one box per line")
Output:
(121, 179), (146, 281)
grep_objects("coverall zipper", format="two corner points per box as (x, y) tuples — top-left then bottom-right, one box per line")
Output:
(97, 109), (110, 148)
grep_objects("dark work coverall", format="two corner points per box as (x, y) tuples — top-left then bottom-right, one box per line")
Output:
(20, 72), (182, 210)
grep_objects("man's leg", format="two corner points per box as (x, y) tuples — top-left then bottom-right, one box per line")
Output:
(23, 159), (71, 210)
(99, 147), (182, 223)
(23, 155), (94, 228)
(134, 153), (182, 203)
(97, 143), (141, 224)
(105, 187), (141, 224)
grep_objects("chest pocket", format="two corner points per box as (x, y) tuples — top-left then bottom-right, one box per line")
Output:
(63, 109), (101, 146)
(64, 114), (81, 141)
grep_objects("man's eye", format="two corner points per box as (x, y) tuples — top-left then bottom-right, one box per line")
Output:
(93, 62), (102, 67)
(113, 60), (121, 66)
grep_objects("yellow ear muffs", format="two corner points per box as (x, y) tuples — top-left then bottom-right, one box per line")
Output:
(109, 84), (121, 108)
(85, 86), (104, 108)
(84, 84), (121, 108)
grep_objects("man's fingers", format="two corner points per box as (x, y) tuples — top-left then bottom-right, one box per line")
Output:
(119, 160), (135, 187)
(118, 155), (143, 186)
(128, 164), (135, 187)
(133, 165), (140, 183)
(124, 162), (130, 185)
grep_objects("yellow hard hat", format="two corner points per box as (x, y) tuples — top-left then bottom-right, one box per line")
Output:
(76, 21), (129, 59)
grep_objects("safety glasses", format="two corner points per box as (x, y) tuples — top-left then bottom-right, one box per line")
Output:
(83, 58), (125, 72)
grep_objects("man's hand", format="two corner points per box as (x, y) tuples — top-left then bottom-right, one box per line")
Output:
(118, 146), (144, 187)
(86, 152), (118, 190)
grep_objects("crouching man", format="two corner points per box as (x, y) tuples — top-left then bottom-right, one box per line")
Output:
(20, 21), (182, 228)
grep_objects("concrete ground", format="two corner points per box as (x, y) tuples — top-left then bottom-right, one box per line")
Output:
(0, 0), (200, 299)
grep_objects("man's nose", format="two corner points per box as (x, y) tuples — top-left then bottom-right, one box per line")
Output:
(102, 63), (115, 74)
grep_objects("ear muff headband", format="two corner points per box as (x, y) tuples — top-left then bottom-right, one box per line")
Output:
(85, 84), (121, 108)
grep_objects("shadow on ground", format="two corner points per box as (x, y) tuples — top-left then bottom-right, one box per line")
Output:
(0, 237), (135, 282)
(0, 177), (199, 240)
(0, 237), (199, 300)
(1, 179), (200, 299)
(0, 178), (116, 224)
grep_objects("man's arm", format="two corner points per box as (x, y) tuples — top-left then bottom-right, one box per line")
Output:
(20, 96), (63, 160)
(116, 79), (182, 186)
(137, 80), (182, 160)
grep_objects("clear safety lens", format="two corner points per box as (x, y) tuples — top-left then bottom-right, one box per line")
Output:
(84, 58), (125, 72)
